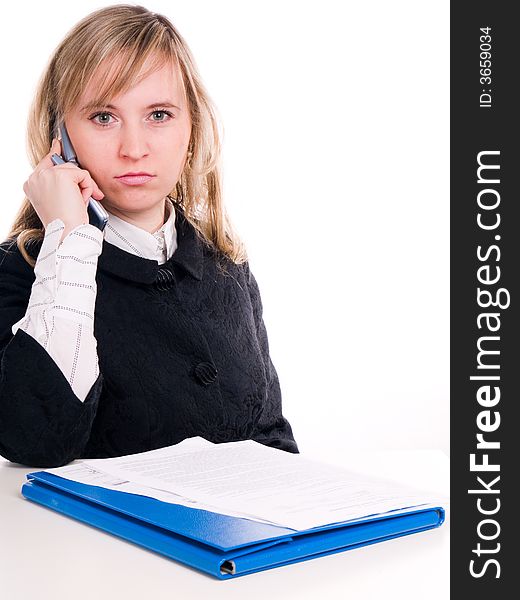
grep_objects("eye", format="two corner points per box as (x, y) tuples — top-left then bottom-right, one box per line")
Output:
(87, 109), (175, 127)
(89, 112), (114, 127)
(149, 110), (174, 122)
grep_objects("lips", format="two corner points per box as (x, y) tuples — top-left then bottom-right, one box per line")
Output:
(115, 173), (155, 186)
(117, 172), (153, 177)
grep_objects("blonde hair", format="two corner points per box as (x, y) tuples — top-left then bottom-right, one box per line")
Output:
(7, 4), (247, 267)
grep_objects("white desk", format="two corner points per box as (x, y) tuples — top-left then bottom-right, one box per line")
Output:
(0, 448), (449, 600)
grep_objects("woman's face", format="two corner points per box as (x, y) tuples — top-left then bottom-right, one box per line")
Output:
(64, 59), (192, 216)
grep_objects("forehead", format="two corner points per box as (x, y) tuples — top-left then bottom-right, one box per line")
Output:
(77, 54), (185, 108)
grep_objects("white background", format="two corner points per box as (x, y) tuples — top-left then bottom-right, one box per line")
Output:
(0, 1), (449, 457)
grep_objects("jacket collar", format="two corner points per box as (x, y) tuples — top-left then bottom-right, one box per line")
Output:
(98, 201), (204, 283)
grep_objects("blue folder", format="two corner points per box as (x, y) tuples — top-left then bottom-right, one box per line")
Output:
(22, 471), (444, 579)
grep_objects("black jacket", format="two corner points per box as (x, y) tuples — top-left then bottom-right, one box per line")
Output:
(0, 204), (298, 467)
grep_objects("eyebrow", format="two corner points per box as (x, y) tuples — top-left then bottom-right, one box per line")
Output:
(80, 101), (181, 114)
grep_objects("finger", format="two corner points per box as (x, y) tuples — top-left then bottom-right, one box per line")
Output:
(81, 187), (93, 204)
(48, 137), (62, 158)
(35, 138), (63, 173)
(84, 176), (104, 198)
(82, 186), (104, 203)
(76, 170), (104, 198)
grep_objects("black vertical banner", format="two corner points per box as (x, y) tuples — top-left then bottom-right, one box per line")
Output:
(451, 2), (518, 596)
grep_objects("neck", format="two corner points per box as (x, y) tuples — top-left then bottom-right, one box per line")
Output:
(103, 197), (168, 234)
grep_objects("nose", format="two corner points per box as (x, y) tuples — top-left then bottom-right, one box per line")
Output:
(118, 123), (150, 160)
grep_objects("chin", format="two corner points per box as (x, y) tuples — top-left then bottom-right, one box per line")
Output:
(106, 186), (162, 201)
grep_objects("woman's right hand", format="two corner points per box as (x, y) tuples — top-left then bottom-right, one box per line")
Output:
(23, 138), (105, 242)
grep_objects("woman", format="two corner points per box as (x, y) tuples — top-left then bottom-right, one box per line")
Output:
(0, 4), (298, 467)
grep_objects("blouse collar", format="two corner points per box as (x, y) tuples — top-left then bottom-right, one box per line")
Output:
(103, 197), (177, 265)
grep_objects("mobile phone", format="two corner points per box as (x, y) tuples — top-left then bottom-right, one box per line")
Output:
(50, 122), (109, 231)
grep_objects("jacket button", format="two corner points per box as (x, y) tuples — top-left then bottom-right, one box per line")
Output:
(155, 267), (175, 291)
(193, 361), (218, 385)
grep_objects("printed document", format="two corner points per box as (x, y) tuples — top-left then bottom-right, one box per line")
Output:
(47, 437), (442, 530)
(47, 438), (280, 524)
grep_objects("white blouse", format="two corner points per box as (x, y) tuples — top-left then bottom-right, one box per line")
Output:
(11, 198), (177, 403)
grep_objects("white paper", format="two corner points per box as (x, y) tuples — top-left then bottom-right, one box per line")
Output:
(45, 462), (282, 525)
(46, 437), (280, 525)
(57, 437), (446, 531)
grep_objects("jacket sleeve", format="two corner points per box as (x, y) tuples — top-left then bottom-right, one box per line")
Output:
(0, 235), (103, 468)
(244, 262), (299, 454)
